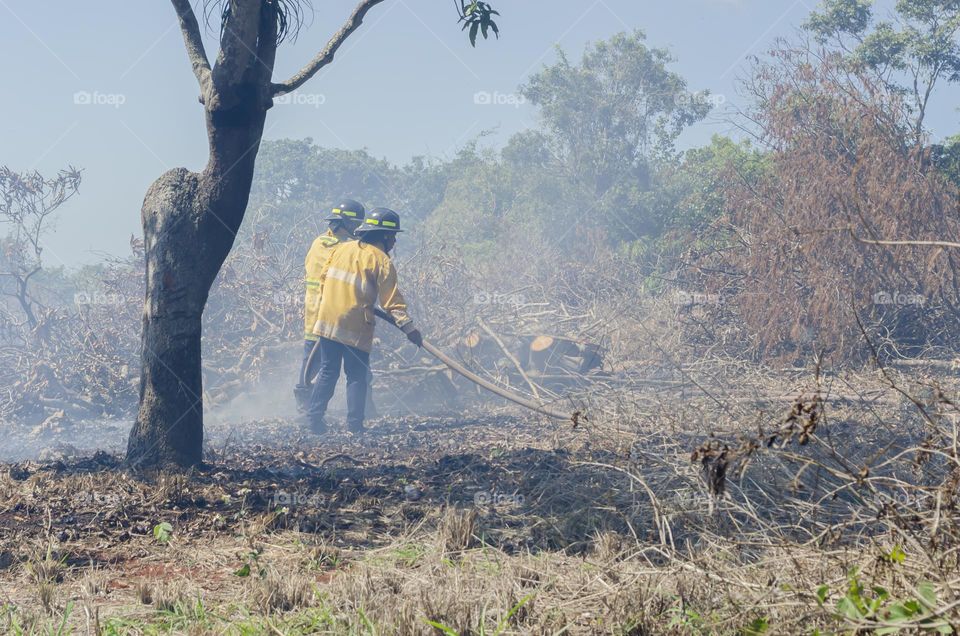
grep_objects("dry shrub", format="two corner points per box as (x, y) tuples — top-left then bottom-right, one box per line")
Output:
(691, 45), (960, 362)
(248, 567), (315, 614)
(35, 582), (56, 614)
(24, 545), (64, 587)
(151, 581), (188, 612)
(589, 530), (624, 562)
(79, 569), (108, 598)
(437, 507), (478, 554)
(136, 579), (153, 605)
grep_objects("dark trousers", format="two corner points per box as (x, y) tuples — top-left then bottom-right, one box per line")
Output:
(306, 337), (370, 428)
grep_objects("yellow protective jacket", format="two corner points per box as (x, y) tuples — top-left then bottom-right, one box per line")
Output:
(304, 229), (347, 341)
(311, 240), (413, 352)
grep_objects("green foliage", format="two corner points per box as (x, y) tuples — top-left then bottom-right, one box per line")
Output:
(666, 604), (706, 632)
(929, 133), (960, 186)
(657, 135), (767, 234)
(805, 0), (873, 40)
(234, 548), (265, 578)
(741, 616), (770, 635)
(391, 543), (426, 567)
(250, 34), (743, 276)
(152, 521), (173, 544)
(816, 566), (951, 634)
(247, 139), (461, 265)
(883, 544), (907, 564)
(522, 30), (710, 195)
(805, 0), (960, 133)
(99, 601), (345, 635)
(423, 594), (534, 636)
(457, 1), (500, 47)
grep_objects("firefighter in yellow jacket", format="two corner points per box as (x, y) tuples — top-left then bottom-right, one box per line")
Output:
(295, 199), (365, 411)
(305, 208), (422, 433)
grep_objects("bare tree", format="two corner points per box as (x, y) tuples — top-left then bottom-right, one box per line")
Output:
(0, 166), (82, 336)
(692, 44), (960, 362)
(126, 0), (499, 469)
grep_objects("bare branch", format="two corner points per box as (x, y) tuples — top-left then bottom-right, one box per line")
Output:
(852, 234), (960, 250)
(798, 225), (960, 251)
(170, 0), (212, 94)
(271, 0), (388, 96)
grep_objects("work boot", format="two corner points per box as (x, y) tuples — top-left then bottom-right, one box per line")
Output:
(308, 416), (327, 435)
(346, 419), (365, 434)
(293, 384), (310, 413)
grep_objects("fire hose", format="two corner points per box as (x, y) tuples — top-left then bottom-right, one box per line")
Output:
(301, 309), (572, 421)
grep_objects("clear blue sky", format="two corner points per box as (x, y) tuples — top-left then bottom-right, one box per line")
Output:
(1, 0), (957, 266)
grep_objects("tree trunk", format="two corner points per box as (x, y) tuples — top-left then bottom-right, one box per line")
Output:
(126, 103), (267, 469)
(124, 0), (386, 468)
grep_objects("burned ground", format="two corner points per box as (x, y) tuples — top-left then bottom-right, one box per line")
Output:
(3, 362), (960, 634)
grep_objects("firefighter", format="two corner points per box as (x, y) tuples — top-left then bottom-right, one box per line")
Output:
(294, 199), (365, 411)
(305, 208), (422, 433)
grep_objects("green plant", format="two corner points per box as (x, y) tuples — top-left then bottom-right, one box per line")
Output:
(741, 616), (769, 635)
(152, 522), (173, 544)
(234, 547), (265, 578)
(817, 568), (951, 634)
(391, 544), (426, 568)
(357, 607), (377, 635)
(666, 605), (705, 632)
(25, 544), (67, 585)
(425, 594), (534, 636)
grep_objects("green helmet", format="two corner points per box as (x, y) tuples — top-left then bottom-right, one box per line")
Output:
(325, 198), (365, 222)
(356, 207), (404, 233)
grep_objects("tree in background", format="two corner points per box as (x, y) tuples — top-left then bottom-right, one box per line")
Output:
(805, 0), (960, 141)
(623, 135), (767, 284)
(126, 0), (499, 469)
(425, 31), (713, 260)
(0, 167), (82, 337)
(519, 30), (711, 242)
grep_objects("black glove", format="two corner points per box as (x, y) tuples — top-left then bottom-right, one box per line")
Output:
(406, 328), (423, 348)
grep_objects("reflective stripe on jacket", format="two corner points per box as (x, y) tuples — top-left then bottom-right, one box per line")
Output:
(311, 240), (413, 353)
(304, 230), (342, 341)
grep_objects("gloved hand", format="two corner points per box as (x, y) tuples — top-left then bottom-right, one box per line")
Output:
(406, 328), (423, 348)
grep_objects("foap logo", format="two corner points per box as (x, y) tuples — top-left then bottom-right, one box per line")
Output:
(473, 291), (525, 307)
(271, 490), (326, 508)
(873, 291), (925, 306)
(675, 291), (721, 307)
(274, 91), (326, 108)
(473, 489), (525, 507)
(272, 290), (300, 307)
(74, 491), (123, 506)
(673, 91), (725, 109)
(871, 491), (928, 508)
(74, 291), (127, 307)
(473, 91), (527, 108)
(669, 490), (715, 512)
(73, 90), (126, 108)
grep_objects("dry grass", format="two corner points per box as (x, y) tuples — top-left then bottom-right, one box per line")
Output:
(248, 567), (316, 614)
(2, 355), (960, 633)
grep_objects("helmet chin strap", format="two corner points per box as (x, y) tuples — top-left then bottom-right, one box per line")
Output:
(383, 234), (397, 255)
(377, 239), (393, 255)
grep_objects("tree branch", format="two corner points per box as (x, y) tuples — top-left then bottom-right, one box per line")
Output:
(169, 0), (212, 96)
(805, 225), (960, 250)
(852, 234), (960, 250)
(271, 0), (388, 96)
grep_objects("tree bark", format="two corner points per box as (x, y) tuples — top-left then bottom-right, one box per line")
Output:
(127, 102), (267, 469)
